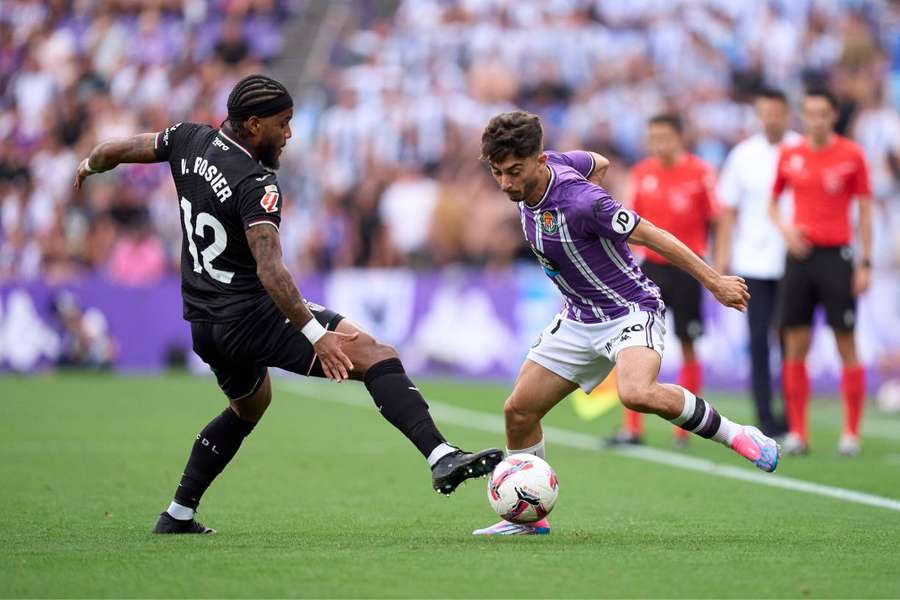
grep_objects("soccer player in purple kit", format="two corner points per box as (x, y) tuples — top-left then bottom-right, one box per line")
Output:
(473, 111), (781, 536)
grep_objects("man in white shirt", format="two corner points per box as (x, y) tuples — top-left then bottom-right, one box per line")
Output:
(715, 88), (800, 437)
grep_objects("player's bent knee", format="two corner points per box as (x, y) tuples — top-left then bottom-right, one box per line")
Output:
(230, 376), (272, 423)
(371, 342), (399, 362)
(618, 383), (655, 413)
(354, 340), (398, 374)
(504, 397), (537, 431)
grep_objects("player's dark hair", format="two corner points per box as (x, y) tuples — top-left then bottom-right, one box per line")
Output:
(756, 87), (787, 104)
(480, 111), (544, 163)
(648, 113), (683, 134)
(226, 74), (292, 137)
(804, 86), (839, 110)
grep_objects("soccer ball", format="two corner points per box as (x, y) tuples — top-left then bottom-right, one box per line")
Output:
(487, 453), (558, 523)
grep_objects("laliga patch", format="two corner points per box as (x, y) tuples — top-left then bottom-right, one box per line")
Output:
(611, 208), (634, 235)
(540, 210), (559, 234)
(259, 184), (280, 213)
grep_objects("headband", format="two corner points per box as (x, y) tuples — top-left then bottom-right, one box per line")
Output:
(227, 94), (294, 121)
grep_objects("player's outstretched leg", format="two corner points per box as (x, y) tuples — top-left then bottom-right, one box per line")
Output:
(473, 360), (576, 536)
(335, 320), (502, 494)
(153, 374), (270, 534)
(617, 347), (781, 472)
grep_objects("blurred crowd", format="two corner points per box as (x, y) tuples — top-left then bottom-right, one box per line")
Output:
(1, 0), (899, 284)
(0, 0), (293, 283)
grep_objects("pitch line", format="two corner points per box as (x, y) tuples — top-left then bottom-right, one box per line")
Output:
(278, 379), (900, 513)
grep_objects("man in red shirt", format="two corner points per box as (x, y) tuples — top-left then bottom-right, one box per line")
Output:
(769, 88), (873, 456)
(610, 113), (718, 446)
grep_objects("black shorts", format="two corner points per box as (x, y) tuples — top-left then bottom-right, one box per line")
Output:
(190, 297), (344, 400)
(641, 261), (703, 341)
(779, 246), (856, 331)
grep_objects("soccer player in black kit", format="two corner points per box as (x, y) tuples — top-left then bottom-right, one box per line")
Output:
(74, 74), (502, 534)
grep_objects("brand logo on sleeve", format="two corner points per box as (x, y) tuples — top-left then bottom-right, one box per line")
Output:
(611, 208), (634, 234)
(260, 184), (280, 213)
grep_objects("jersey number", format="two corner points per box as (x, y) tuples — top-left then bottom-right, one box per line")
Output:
(179, 197), (235, 284)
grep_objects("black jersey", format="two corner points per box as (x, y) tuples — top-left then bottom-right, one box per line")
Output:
(154, 122), (283, 322)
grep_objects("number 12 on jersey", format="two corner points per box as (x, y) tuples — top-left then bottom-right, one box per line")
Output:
(179, 197), (235, 284)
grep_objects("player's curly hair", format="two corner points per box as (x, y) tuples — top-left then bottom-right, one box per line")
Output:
(226, 74), (292, 137)
(480, 111), (544, 163)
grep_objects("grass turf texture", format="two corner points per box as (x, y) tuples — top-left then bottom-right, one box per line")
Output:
(1, 373), (899, 598)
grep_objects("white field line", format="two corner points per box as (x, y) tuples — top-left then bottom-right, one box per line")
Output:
(277, 379), (900, 513)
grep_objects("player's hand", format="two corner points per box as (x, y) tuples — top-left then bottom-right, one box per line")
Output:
(73, 158), (98, 190)
(853, 265), (871, 296)
(783, 227), (811, 259)
(710, 274), (750, 312)
(313, 330), (359, 382)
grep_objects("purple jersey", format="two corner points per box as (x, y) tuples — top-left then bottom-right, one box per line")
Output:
(519, 151), (663, 323)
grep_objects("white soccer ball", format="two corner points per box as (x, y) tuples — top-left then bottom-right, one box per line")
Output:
(487, 453), (558, 523)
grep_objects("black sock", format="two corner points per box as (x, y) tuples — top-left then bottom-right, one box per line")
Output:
(363, 358), (447, 458)
(173, 407), (256, 511)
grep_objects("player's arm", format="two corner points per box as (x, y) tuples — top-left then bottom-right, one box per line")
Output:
(74, 133), (160, 190)
(629, 218), (749, 311)
(768, 150), (811, 259)
(713, 208), (735, 274)
(854, 197), (873, 295)
(558, 150), (610, 185)
(585, 152), (610, 186)
(852, 147), (874, 296)
(768, 200), (811, 259)
(245, 223), (357, 381)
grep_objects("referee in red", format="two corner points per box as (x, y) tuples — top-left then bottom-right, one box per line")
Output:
(769, 88), (873, 456)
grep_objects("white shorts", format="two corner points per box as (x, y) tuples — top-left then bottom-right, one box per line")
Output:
(526, 310), (666, 392)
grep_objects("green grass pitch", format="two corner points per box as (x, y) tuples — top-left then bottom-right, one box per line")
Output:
(2, 373), (899, 598)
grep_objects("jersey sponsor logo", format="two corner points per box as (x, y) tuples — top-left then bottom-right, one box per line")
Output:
(789, 154), (805, 172)
(540, 210), (559, 234)
(530, 245), (560, 278)
(260, 184), (280, 213)
(642, 174), (658, 191)
(611, 208), (634, 235)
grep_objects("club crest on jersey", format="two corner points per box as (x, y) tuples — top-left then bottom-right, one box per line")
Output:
(540, 210), (558, 234)
(259, 184), (280, 213)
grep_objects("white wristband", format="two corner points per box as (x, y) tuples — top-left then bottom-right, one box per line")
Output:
(301, 318), (327, 345)
(83, 158), (98, 173)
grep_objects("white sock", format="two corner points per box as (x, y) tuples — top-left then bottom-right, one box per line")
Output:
(427, 442), (456, 467)
(711, 415), (741, 446)
(668, 387), (741, 446)
(166, 501), (195, 521)
(508, 438), (545, 459)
